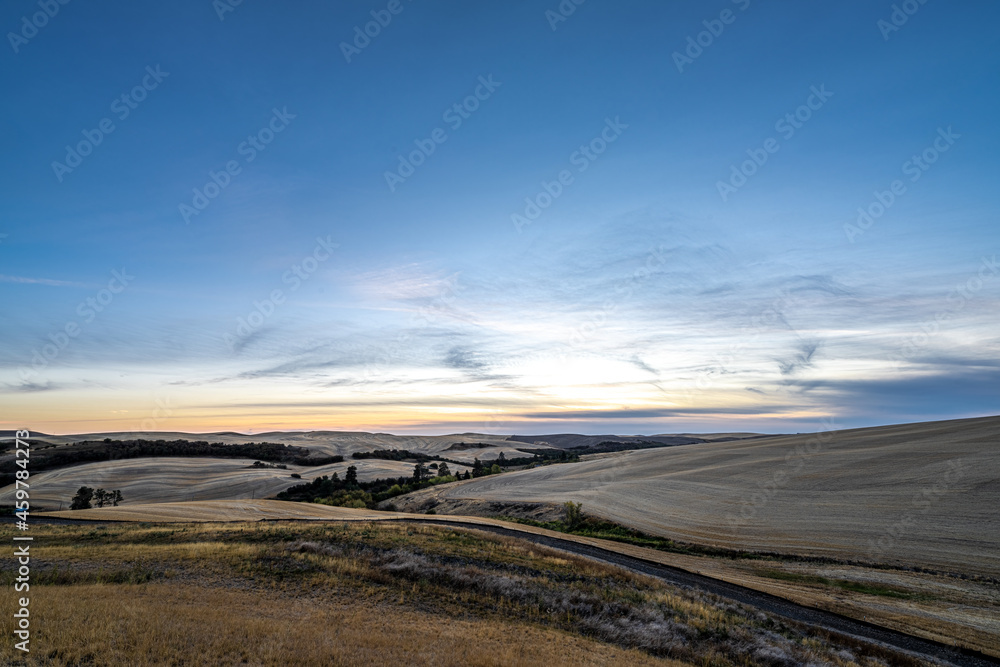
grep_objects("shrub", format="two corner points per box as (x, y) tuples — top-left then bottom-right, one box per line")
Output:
(563, 501), (584, 530)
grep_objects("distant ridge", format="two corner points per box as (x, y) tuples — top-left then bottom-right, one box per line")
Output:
(0, 430), (51, 438)
(505, 434), (704, 449)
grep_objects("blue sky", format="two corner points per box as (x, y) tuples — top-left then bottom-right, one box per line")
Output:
(2, 0), (998, 435)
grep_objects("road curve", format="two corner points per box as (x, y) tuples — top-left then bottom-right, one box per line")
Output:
(32, 512), (998, 666)
(399, 518), (999, 667)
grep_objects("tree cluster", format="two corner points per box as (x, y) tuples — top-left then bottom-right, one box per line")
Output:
(277, 463), (465, 508)
(499, 449), (581, 467)
(470, 457), (503, 478)
(250, 460), (287, 469)
(70, 486), (123, 510)
(276, 446), (594, 510)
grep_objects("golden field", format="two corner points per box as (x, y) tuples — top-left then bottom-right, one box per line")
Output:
(397, 416), (1000, 577)
(0, 457), (467, 510)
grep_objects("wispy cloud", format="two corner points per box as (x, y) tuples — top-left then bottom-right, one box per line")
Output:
(3, 380), (58, 393)
(777, 339), (822, 375)
(522, 406), (792, 420)
(349, 263), (464, 307)
(0, 274), (88, 288)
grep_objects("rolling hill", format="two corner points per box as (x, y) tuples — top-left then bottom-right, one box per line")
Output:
(390, 416), (1000, 577)
(8, 430), (531, 463)
(0, 456), (469, 510)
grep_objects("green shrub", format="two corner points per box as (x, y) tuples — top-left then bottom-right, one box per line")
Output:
(563, 502), (583, 530)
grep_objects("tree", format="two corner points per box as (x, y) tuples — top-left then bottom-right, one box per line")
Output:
(412, 462), (427, 483)
(563, 501), (584, 530)
(318, 475), (335, 496)
(70, 486), (94, 510)
(112, 490), (124, 506)
(489, 464), (501, 475)
(436, 462), (451, 478)
(345, 466), (358, 488)
(497, 452), (507, 468)
(93, 489), (109, 508)
(471, 458), (484, 478)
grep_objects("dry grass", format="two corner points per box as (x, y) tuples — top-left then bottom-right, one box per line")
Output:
(0, 520), (918, 667)
(2, 584), (673, 667)
(37, 499), (1000, 657)
(727, 560), (1000, 658)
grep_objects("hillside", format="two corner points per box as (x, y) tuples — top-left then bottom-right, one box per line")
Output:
(0, 457), (469, 510)
(40, 499), (1000, 658)
(390, 416), (1000, 577)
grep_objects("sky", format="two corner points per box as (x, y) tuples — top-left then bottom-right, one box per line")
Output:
(1, 0), (998, 436)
